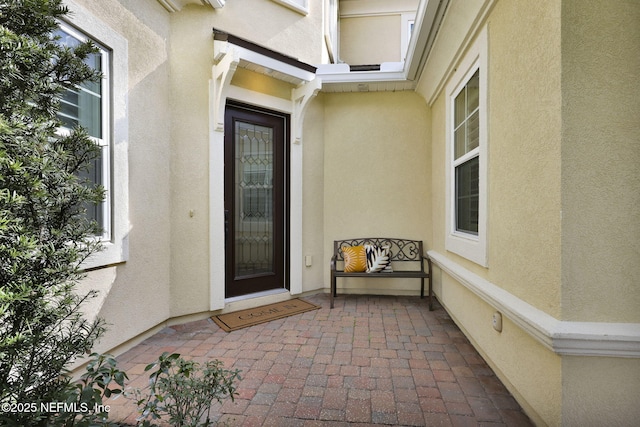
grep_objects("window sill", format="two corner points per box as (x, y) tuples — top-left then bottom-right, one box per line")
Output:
(445, 231), (487, 267)
(81, 239), (128, 270)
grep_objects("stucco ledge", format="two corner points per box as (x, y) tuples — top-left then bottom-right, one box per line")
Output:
(427, 250), (640, 358)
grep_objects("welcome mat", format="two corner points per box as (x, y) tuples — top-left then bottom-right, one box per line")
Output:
(211, 298), (321, 332)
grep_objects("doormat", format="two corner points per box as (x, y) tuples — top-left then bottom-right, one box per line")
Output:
(211, 298), (321, 332)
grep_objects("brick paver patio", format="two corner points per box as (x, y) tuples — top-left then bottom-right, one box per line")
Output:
(106, 293), (533, 426)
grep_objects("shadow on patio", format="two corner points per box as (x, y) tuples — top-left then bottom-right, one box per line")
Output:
(106, 293), (533, 426)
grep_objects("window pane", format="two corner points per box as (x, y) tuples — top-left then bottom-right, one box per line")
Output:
(235, 121), (275, 277)
(77, 147), (104, 230)
(78, 88), (102, 138)
(467, 110), (480, 152)
(55, 28), (102, 139)
(454, 125), (466, 160)
(456, 156), (479, 234)
(467, 70), (479, 115)
(454, 69), (480, 159)
(454, 89), (466, 127)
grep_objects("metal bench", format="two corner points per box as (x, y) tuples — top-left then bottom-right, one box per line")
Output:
(330, 238), (433, 310)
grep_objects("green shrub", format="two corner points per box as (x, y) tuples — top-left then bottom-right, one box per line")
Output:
(0, 1), (110, 425)
(133, 352), (241, 427)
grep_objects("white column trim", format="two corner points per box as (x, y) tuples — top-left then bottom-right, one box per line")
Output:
(288, 80), (321, 296)
(428, 250), (640, 358)
(209, 41), (240, 310)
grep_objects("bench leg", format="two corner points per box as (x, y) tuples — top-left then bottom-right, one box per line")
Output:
(420, 277), (424, 299)
(428, 259), (433, 311)
(330, 272), (336, 309)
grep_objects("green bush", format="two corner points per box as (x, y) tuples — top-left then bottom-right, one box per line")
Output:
(133, 352), (242, 427)
(0, 1), (111, 425)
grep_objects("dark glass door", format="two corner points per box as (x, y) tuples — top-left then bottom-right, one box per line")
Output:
(224, 103), (287, 297)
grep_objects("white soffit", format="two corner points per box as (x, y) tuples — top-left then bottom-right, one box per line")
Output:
(157, 0), (224, 13)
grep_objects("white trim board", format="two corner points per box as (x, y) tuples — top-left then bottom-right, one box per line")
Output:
(428, 250), (640, 358)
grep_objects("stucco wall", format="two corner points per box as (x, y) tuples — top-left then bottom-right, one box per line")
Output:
(562, 356), (640, 426)
(340, 15), (402, 65)
(560, 0), (640, 323)
(301, 95), (326, 292)
(338, 0), (419, 65)
(419, 0), (640, 425)
(419, 0), (565, 424)
(323, 91), (432, 295)
(72, 0), (174, 353)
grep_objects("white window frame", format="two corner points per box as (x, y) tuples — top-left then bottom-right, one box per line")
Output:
(401, 13), (415, 61)
(56, 22), (111, 242)
(271, 0), (308, 15)
(445, 27), (488, 267)
(61, 0), (129, 269)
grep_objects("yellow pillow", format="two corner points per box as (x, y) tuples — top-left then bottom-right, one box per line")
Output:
(342, 245), (367, 272)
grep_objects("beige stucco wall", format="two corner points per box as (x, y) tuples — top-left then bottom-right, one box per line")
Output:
(301, 95), (327, 292)
(338, 0), (419, 65)
(340, 15), (402, 65)
(323, 91), (432, 295)
(423, 0), (563, 317)
(419, 0), (640, 425)
(420, 0), (565, 424)
(72, 0), (174, 354)
(562, 356), (640, 426)
(195, 0), (324, 66)
(560, 0), (640, 323)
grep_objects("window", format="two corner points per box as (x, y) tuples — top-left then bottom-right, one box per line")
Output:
(445, 28), (487, 266)
(453, 70), (479, 235)
(55, 23), (110, 240)
(58, 0), (129, 269)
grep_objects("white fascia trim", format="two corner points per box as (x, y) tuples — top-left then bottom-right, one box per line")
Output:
(316, 63), (406, 84)
(428, 250), (640, 358)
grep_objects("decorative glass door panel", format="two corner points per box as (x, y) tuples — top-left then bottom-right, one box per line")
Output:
(234, 121), (274, 277)
(224, 104), (287, 298)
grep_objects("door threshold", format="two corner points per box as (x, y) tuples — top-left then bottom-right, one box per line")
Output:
(225, 288), (289, 304)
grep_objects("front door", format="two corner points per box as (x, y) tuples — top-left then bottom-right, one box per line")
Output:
(224, 103), (288, 298)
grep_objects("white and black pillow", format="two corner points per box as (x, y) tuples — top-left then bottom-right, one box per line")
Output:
(365, 244), (393, 273)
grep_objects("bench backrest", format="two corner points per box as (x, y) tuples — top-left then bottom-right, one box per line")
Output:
(333, 238), (424, 264)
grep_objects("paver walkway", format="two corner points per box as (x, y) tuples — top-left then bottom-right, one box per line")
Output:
(106, 293), (533, 426)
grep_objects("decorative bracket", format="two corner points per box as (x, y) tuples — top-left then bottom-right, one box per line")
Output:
(211, 41), (239, 132)
(291, 78), (322, 144)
